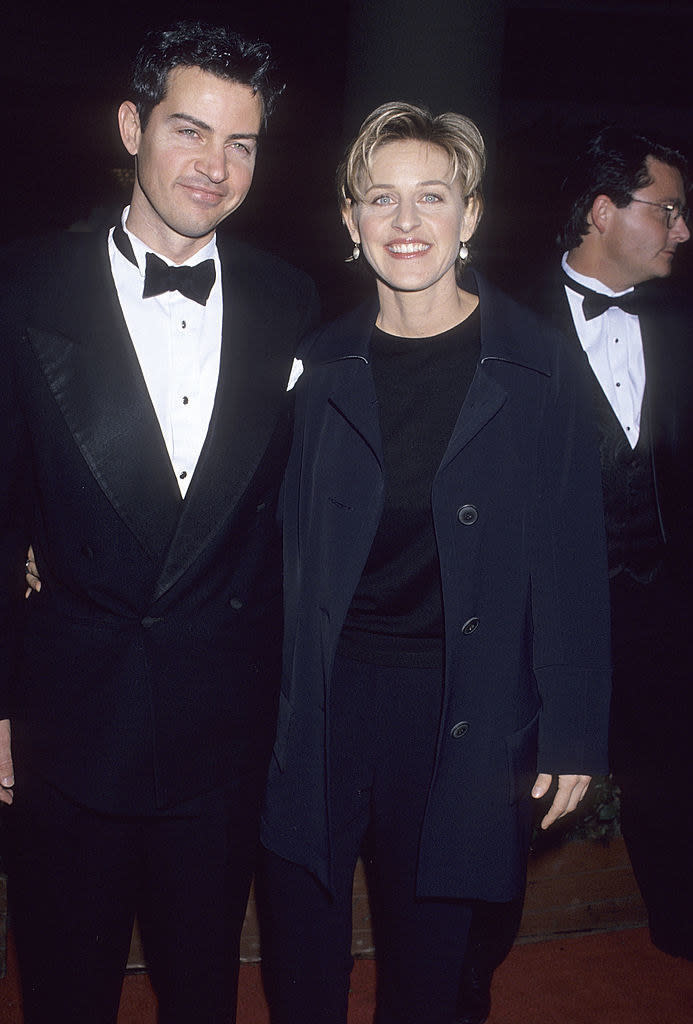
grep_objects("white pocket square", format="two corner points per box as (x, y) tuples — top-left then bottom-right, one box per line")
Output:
(286, 358), (304, 391)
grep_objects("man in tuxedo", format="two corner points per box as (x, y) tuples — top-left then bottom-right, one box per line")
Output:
(0, 20), (317, 1023)
(547, 126), (692, 960)
(455, 126), (692, 1024)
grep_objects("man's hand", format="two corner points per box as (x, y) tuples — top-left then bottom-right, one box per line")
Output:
(532, 773), (591, 830)
(25, 544), (40, 598)
(0, 719), (14, 805)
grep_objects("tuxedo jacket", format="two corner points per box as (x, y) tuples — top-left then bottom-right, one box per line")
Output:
(533, 271), (693, 581)
(0, 228), (318, 814)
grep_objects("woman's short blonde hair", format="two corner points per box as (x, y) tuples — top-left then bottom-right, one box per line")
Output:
(337, 101), (486, 215)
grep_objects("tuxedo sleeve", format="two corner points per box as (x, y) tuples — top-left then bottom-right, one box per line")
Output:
(0, 261), (34, 718)
(296, 278), (320, 354)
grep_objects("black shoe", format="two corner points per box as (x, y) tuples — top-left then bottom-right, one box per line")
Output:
(454, 965), (492, 1024)
(650, 924), (693, 961)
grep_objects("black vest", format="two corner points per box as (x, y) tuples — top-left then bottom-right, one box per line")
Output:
(591, 376), (664, 580)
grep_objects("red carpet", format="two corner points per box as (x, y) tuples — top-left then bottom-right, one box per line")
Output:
(1, 927), (691, 1022)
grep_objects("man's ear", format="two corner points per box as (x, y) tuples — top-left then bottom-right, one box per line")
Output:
(589, 194), (612, 235)
(341, 199), (360, 245)
(118, 101), (141, 157)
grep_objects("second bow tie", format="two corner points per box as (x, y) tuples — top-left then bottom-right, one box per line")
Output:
(143, 252), (216, 306)
(581, 290), (640, 321)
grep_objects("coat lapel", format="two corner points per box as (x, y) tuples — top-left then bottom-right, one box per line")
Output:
(27, 232), (182, 561)
(310, 300), (383, 466)
(440, 271), (550, 468)
(438, 366), (508, 469)
(327, 364), (383, 468)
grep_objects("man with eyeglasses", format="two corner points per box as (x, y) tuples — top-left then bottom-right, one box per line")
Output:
(552, 126), (692, 959)
(546, 126), (692, 962)
(454, 125), (692, 1024)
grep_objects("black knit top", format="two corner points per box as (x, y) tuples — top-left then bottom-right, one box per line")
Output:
(337, 308), (480, 667)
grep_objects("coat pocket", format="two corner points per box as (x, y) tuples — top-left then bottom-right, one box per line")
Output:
(505, 710), (540, 805)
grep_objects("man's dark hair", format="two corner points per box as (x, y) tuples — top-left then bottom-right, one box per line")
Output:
(131, 21), (284, 131)
(558, 126), (690, 251)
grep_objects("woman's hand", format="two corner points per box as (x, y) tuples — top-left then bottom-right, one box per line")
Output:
(532, 773), (592, 830)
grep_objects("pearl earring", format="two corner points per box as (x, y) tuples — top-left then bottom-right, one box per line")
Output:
(459, 242), (469, 261)
(345, 243), (360, 263)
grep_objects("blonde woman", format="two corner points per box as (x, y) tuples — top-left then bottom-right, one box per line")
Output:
(259, 103), (611, 1024)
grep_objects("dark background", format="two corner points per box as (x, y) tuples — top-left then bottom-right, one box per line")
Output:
(4, 1), (692, 316)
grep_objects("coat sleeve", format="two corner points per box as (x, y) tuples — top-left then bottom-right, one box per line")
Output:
(531, 335), (611, 775)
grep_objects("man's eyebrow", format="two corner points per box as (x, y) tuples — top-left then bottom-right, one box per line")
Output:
(646, 196), (686, 208)
(167, 113), (258, 143)
(168, 113), (213, 132)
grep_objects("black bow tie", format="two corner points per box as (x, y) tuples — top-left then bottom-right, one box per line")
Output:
(142, 252), (216, 305)
(112, 223), (216, 306)
(562, 272), (639, 321)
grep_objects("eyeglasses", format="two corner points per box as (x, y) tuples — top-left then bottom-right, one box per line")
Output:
(628, 197), (690, 230)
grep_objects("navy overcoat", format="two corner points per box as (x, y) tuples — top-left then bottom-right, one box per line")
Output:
(261, 271), (611, 902)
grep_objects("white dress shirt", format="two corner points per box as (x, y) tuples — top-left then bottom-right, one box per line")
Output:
(562, 253), (645, 449)
(108, 208), (223, 496)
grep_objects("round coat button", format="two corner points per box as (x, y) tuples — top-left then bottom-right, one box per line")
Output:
(229, 597), (244, 610)
(451, 721), (470, 739)
(461, 617), (479, 635)
(457, 504), (478, 525)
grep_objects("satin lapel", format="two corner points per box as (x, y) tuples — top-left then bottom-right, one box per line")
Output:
(152, 244), (294, 599)
(555, 288), (584, 350)
(541, 278), (595, 391)
(27, 233), (182, 560)
(639, 308), (678, 457)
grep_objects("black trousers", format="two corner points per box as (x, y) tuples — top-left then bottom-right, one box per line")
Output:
(609, 569), (693, 959)
(455, 565), (693, 985)
(7, 768), (266, 1023)
(258, 653), (473, 1024)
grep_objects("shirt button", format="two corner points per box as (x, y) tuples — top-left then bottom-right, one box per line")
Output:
(179, 471), (187, 480)
(182, 396), (189, 405)
(181, 320), (186, 329)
